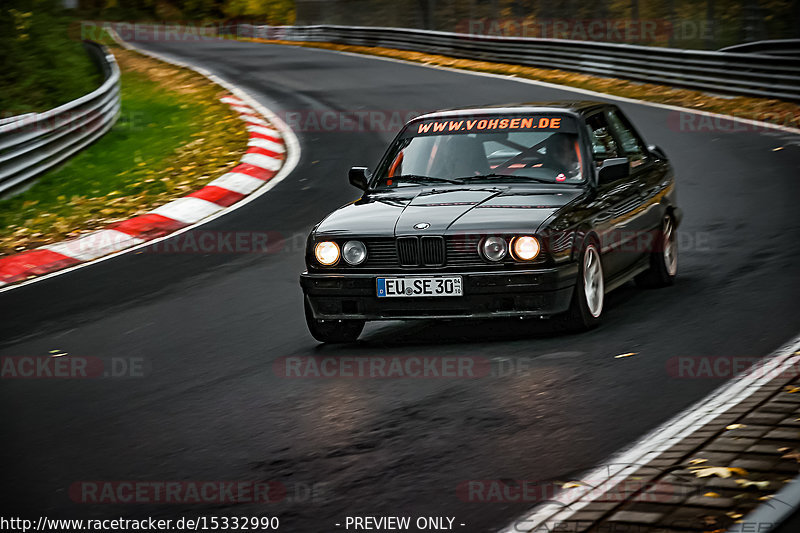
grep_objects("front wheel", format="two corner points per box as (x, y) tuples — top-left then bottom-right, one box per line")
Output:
(635, 213), (678, 288)
(557, 242), (604, 331)
(304, 299), (365, 343)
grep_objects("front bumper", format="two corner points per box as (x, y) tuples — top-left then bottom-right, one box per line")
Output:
(300, 264), (579, 320)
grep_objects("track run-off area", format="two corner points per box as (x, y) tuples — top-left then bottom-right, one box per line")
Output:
(1, 38), (800, 532)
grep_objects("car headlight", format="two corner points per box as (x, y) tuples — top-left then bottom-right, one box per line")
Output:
(342, 240), (367, 265)
(480, 236), (507, 262)
(512, 236), (540, 261)
(314, 241), (340, 266)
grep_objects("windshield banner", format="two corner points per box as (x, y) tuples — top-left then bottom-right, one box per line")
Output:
(407, 115), (576, 137)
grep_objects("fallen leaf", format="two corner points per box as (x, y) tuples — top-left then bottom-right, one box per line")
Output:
(735, 479), (770, 489)
(785, 386), (800, 393)
(726, 424), (747, 430)
(691, 466), (748, 478)
(703, 492), (721, 498)
(615, 352), (637, 359)
(781, 450), (800, 463)
(689, 458), (707, 465)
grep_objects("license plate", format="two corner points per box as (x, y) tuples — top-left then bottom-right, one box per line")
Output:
(377, 276), (463, 297)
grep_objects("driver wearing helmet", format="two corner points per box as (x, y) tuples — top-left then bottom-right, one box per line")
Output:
(545, 133), (582, 181)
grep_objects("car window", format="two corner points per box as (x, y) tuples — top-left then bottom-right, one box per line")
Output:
(605, 109), (647, 167)
(374, 115), (586, 186)
(483, 131), (550, 165)
(585, 113), (619, 160)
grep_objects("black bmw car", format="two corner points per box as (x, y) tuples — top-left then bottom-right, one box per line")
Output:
(300, 102), (681, 342)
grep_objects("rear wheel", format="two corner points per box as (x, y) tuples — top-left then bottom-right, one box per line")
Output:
(558, 242), (604, 331)
(304, 299), (365, 343)
(635, 213), (678, 288)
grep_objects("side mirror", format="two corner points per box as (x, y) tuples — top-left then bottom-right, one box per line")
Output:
(349, 167), (370, 191)
(597, 157), (629, 184)
(648, 144), (666, 160)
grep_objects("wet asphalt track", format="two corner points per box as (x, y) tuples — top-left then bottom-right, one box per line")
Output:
(2, 39), (800, 532)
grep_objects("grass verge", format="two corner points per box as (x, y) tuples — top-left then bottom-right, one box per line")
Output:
(242, 37), (800, 128)
(0, 45), (249, 256)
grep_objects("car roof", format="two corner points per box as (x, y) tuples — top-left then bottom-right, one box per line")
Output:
(411, 101), (608, 122)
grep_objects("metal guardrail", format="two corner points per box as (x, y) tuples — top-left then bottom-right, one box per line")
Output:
(240, 24), (800, 102)
(0, 41), (121, 195)
(720, 38), (800, 57)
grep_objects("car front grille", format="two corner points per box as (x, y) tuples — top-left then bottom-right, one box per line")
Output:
(363, 239), (398, 267)
(420, 237), (445, 266)
(396, 237), (419, 266)
(395, 236), (445, 266)
(446, 235), (485, 266)
(360, 236), (523, 270)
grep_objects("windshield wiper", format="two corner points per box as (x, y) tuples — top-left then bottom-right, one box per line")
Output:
(391, 174), (464, 185)
(457, 173), (554, 184)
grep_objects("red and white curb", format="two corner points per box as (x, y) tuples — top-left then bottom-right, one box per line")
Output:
(0, 37), (300, 291)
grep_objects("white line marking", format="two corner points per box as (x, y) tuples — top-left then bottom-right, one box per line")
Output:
(0, 31), (301, 293)
(231, 105), (255, 115)
(208, 172), (266, 194)
(220, 96), (244, 105)
(499, 334), (800, 533)
(42, 230), (145, 262)
(240, 152), (282, 170)
(150, 197), (225, 224)
(241, 115), (270, 126)
(248, 137), (285, 153)
(247, 124), (280, 137)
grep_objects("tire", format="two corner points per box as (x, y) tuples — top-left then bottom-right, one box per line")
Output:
(635, 213), (678, 288)
(304, 299), (365, 343)
(558, 241), (604, 331)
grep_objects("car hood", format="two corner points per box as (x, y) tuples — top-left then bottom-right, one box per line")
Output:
(315, 186), (584, 237)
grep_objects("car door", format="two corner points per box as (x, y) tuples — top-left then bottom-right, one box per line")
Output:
(605, 107), (666, 260)
(585, 110), (642, 277)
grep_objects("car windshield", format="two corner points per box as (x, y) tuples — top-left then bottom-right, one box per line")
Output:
(374, 114), (584, 188)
